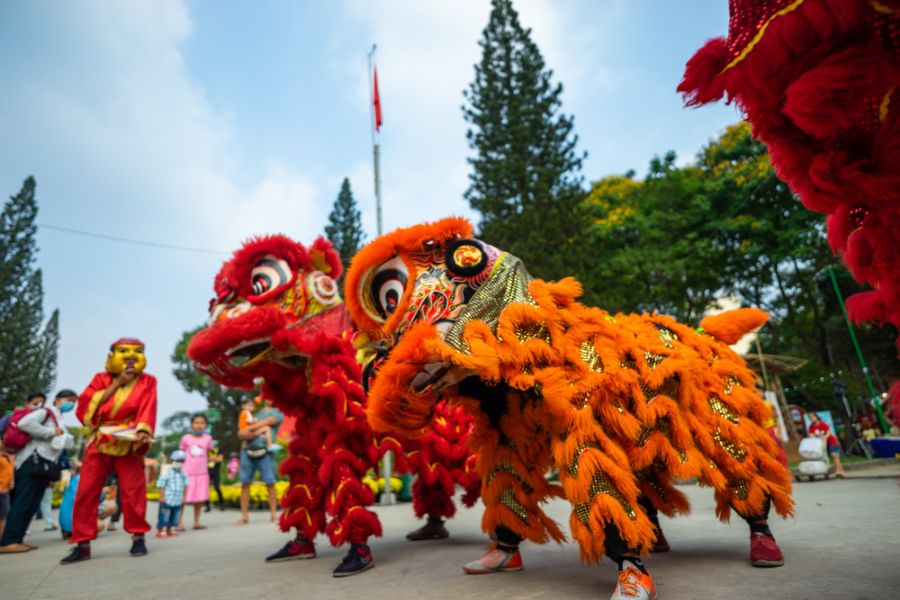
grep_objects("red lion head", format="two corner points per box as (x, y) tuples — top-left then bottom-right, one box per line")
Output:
(188, 235), (345, 388)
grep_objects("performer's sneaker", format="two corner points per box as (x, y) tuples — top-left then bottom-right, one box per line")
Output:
(750, 532), (784, 567)
(406, 518), (449, 541)
(60, 544), (91, 564)
(265, 538), (316, 562)
(332, 544), (374, 577)
(129, 536), (148, 557)
(611, 565), (657, 600)
(462, 544), (523, 574)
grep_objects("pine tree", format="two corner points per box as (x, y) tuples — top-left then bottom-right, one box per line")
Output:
(463, 0), (587, 279)
(0, 177), (60, 410)
(324, 178), (366, 273)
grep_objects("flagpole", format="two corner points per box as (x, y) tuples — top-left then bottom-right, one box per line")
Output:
(368, 44), (393, 505)
(367, 45), (383, 237)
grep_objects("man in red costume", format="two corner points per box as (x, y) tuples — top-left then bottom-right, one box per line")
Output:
(61, 338), (157, 564)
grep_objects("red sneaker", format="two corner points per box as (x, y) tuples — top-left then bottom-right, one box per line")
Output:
(750, 532), (784, 567)
(462, 544), (523, 574)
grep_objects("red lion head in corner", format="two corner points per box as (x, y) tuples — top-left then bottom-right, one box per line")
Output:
(187, 235), (347, 389)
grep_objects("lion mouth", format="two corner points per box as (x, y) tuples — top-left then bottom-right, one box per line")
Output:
(225, 338), (271, 367)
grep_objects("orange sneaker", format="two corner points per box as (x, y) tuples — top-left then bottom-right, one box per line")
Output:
(462, 544), (523, 574)
(611, 565), (657, 600)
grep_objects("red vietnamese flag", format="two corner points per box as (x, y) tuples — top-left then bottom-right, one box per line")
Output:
(373, 66), (383, 132)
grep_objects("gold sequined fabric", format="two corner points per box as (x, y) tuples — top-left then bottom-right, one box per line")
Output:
(579, 339), (604, 372)
(709, 396), (740, 424)
(730, 478), (750, 500)
(566, 441), (600, 477)
(443, 253), (535, 353)
(714, 428), (747, 461)
(587, 471), (637, 520)
(500, 488), (530, 522)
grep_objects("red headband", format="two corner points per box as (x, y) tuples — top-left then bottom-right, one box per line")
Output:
(110, 338), (145, 350)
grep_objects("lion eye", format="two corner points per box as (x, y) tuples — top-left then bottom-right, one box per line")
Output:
(250, 255), (292, 298)
(370, 257), (408, 318)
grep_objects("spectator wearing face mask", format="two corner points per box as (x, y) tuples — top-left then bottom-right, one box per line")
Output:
(35, 390), (78, 533)
(0, 392), (74, 553)
(155, 450), (188, 539)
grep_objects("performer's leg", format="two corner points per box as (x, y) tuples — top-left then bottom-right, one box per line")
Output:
(406, 477), (452, 541)
(637, 496), (669, 553)
(738, 497), (784, 567)
(114, 453), (150, 539)
(69, 447), (112, 544)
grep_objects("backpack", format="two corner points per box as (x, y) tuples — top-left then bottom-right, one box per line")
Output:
(1, 407), (57, 451)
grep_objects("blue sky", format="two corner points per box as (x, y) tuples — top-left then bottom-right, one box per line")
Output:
(0, 0), (741, 426)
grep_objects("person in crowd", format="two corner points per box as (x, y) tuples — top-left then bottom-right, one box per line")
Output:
(156, 450), (188, 538)
(239, 398), (279, 453)
(0, 392), (73, 553)
(226, 452), (239, 480)
(59, 458), (81, 540)
(178, 414), (213, 530)
(205, 440), (225, 512)
(807, 412), (846, 477)
(96, 482), (119, 532)
(61, 338), (157, 564)
(236, 396), (282, 525)
(34, 390), (79, 533)
(0, 442), (13, 542)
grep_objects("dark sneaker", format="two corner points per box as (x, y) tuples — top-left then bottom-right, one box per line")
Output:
(406, 518), (449, 541)
(60, 544), (91, 565)
(750, 532), (784, 567)
(129, 536), (148, 557)
(265, 538), (316, 562)
(332, 544), (374, 577)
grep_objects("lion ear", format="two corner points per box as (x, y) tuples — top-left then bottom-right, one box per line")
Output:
(445, 238), (489, 278)
(310, 249), (332, 274)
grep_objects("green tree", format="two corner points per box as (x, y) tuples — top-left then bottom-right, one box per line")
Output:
(0, 177), (60, 410)
(172, 327), (253, 455)
(582, 154), (726, 322)
(463, 0), (587, 280)
(324, 178), (365, 273)
(582, 123), (898, 413)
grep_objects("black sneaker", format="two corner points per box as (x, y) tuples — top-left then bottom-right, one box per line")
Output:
(332, 544), (374, 577)
(265, 538), (316, 562)
(129, 536), (148, 557)
(60, 544), (91, 565)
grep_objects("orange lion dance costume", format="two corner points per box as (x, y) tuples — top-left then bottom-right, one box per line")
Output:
(345, 218), (793, 596)
(679, 0), (900, 419)
(188, 235), (478, 576)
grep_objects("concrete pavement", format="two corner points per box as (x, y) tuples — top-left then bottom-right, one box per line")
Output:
(2, 462), (899, 600)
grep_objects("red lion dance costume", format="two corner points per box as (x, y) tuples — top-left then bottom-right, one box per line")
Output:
(679, 0), (900, 419)
(187, 235), (478, 577)
(345, 218), (794, 599)
(62, 338), (157, 564)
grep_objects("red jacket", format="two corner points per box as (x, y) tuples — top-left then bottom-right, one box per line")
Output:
(78, 372), (157, 456)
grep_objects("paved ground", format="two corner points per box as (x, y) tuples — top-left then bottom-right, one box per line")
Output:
(2, 462), (899, 600)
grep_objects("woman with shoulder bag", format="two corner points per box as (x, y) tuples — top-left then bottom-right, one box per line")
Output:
(0, 393), (74, 553)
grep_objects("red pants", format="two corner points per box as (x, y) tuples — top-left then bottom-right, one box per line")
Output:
(71, 445), (150, 543)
